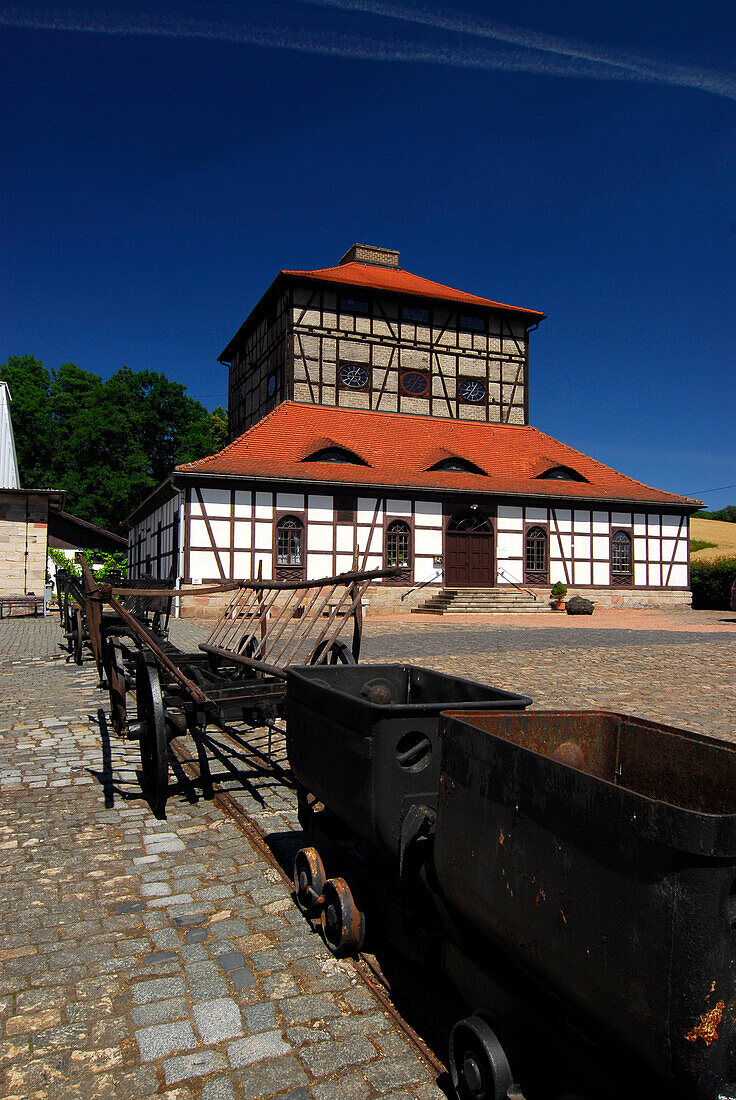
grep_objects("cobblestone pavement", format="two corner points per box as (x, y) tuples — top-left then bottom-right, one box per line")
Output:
(0, 642), (445, 1100)
(1, 610), (735, 1099)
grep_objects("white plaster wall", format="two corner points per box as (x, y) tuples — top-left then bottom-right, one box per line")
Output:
(414, 500), (443, 527)
(255, 493), (273, 519)
(254, 522), (272, 550)
(308, 525), (333, 552)
(189, 550), (220, 581)
(308, 494), (332, 521)
(496, 504), (523, 530)
(307, 553), (333, 579)
(414, 557), (438, 583)
(336, 526), (355, 552)
(669, 563), (688, 586)
(357, 497), (381, 523)
(415, 529), (442, 556)
(190, 488), (230, 516)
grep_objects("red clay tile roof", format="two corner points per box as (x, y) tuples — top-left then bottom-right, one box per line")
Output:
(282, 261), (545, 318)
(176, 403), (698, 508)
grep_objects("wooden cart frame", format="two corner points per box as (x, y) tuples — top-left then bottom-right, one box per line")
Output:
(78, 557), (400, 816)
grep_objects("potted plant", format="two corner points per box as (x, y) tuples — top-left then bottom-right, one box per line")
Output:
(550, 581), (568, 610)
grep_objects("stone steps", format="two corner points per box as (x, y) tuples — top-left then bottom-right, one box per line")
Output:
(412, 587), (551, 614)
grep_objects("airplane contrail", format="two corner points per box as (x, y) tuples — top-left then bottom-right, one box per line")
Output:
(299, 0), (736, 100)
(1, 1), (734, 99)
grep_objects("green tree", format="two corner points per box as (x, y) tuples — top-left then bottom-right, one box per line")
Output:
(694, 505), (736, 523)
(0, 355), (55, 485)
(0, 356), (227, 529)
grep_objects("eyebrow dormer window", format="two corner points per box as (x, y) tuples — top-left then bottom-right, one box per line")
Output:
(428, 456), (486, 475)
(537, 465), (588, 482)
(303, 447), (369, 465)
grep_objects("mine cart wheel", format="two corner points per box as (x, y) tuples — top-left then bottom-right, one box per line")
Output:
(105, 637), (128, 736)
(72, 607), (84, 665)
(320, 877), (365, 956)
(449, 1015), (515, 1100)
(136, 652), (169, 818)
(293, 847), (327, 914)
(310, 640), (356, 666)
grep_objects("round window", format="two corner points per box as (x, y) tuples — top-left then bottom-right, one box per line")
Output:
(267, 374), (276, 396)
(400, 371), (430, 397)
(339, 364), (369, 390)
(459, 378), (486, 403)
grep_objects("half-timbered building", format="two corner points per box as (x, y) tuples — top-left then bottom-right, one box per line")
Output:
(127, 245), (699, 613)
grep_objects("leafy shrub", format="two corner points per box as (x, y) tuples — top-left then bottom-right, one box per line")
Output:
(690, 556), (736, 609)
(690, 539), (717, 553)
(48, 547), (127, 585)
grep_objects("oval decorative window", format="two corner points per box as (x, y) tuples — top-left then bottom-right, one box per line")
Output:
(400, 371), (430, 397)
(339, 364), (369, 390)
(459, 378), (486, 403)
(267, 373), (276, 396)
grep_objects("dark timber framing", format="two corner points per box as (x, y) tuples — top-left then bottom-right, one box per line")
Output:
(219, 275), (541, 439)
(127, 473), (693, 597)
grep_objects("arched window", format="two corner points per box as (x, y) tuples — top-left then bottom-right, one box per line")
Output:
(611, 530), (632, 575)
(525, 526), (547, 576)
(385, 521), (411, 570)
(447, 509), (493, 533)
(276, 516), (303, 567)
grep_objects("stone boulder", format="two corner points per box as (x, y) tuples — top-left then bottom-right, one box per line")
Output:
(566, 595), (595, 616)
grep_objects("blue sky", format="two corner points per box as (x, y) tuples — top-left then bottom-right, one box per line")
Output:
(1, 0), (734, 505)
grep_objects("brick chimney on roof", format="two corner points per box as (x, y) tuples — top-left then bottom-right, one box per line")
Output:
(339, 243), (400, 269)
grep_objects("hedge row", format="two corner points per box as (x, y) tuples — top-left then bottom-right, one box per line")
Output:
(690, 557), (736, 610)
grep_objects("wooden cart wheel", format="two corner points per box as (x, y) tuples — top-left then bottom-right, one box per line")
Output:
(136, 651), (169, 818)
(105, 636), (128, 736)
(293, 847), (327, 914)
(310, 640), (356, 666)
(448, 1014), (515, 1100)
(72, 607), (84, 665)
(320, 877), (365, 956)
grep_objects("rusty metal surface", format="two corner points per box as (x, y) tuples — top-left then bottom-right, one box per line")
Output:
(435, 709), (736, 1096)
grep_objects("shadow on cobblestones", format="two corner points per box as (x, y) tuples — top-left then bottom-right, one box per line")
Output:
(2, 613), (735, 1099)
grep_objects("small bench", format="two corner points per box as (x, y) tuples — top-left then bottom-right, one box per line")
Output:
(0, 595), (45, 619)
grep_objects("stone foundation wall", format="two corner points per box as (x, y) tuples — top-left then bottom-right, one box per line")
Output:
(176, 583), (432, 620)
(566, 587), (692, 610)
(0, 493), (50, 597)
(175, 583), (692, 619)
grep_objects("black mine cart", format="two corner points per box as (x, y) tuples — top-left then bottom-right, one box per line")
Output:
(287, 658), (736, 1100)
(286, 663), (532, 863)
(286, 663), (532, 958)
(435, 710), (736, 1100)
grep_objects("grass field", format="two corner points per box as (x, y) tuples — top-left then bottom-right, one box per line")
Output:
(690, 518), (736, 561)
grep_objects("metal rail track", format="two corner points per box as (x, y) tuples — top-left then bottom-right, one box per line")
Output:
(157, 715), (448, 1085)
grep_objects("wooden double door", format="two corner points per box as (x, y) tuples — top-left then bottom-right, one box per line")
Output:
(445, 518), (495, 587)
